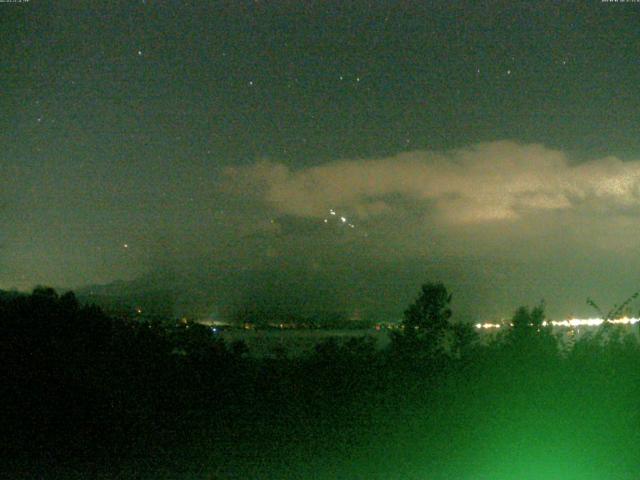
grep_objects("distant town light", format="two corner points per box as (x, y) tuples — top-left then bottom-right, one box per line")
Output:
(474, 317), (640, 329)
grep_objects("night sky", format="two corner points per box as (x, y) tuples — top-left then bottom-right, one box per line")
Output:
(3, 1), (640, 321)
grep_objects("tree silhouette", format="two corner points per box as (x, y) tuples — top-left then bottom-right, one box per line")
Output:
(392, 282), (452, 360)
(506, 302), (557, 361)
(508, 303), (545, 342)
(450, 321), (479, 359)
(512, 303), (544, 331)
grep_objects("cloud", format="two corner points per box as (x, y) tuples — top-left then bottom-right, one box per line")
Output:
(223, 141), (640, 225)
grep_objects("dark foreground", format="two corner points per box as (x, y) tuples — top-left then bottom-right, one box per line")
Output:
(2, 288), (640, 479)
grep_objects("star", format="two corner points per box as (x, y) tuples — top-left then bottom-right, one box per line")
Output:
(137, 50), (143, 56)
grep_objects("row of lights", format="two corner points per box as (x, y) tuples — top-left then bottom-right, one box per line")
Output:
(476, 317), (640, 330)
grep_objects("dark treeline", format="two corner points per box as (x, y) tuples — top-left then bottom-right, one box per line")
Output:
(230, 306), (375, 330)
(2, 284), (640, 479)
